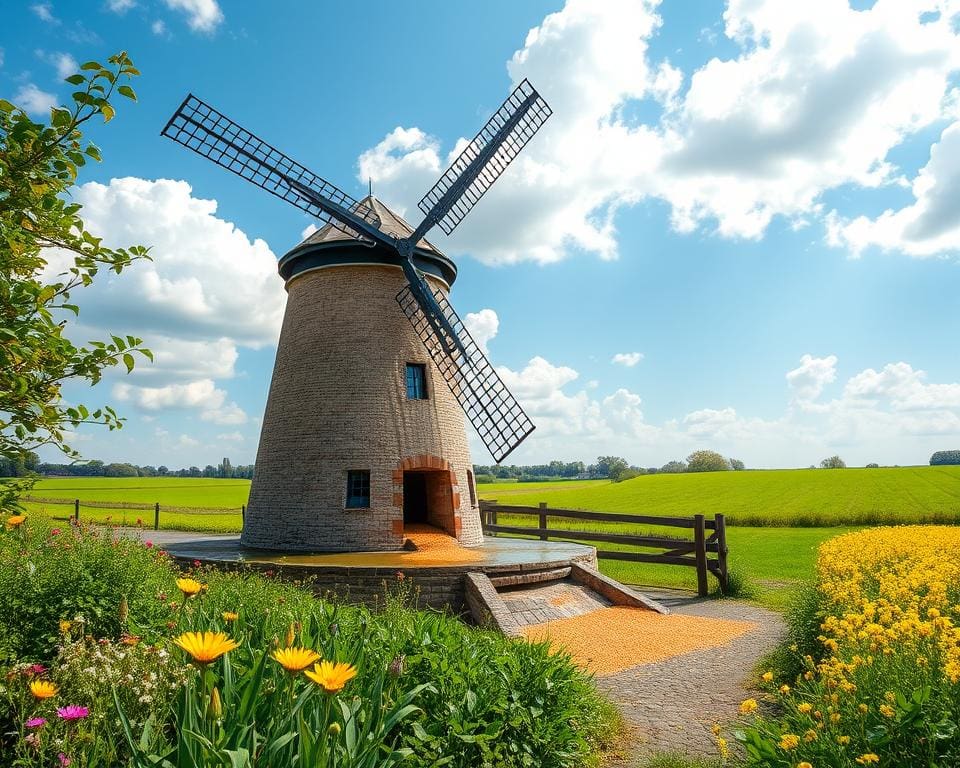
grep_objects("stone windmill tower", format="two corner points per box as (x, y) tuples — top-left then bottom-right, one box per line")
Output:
(162, 81), (552, 552)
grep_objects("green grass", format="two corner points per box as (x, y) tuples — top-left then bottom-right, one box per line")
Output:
(479, 466), (960, 527)
(23, 476), (249, 508)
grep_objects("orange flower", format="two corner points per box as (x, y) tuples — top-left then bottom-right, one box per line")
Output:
(305, 660), (358, 694)
(30, 680), (58, 699)
(173, 631), (238, 665)
(271, 647), (320, 674)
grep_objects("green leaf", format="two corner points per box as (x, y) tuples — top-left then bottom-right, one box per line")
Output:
(0, 99), (14, 112)
(65, 74), (86, 85)
(80, 61), (102, 70)
(118, 85), (138, 101)
(101, 103), (116, 123)
(122, 353), (135, 373)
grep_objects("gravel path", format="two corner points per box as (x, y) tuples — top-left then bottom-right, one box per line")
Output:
(596, 588), (785, 763)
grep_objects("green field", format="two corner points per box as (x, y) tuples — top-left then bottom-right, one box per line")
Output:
(479, 466), (960, 526)
(16, 468), (960, 609)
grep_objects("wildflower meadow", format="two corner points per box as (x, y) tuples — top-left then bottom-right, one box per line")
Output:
(731, 526), (960, 767)
(0, 516), (618, 767)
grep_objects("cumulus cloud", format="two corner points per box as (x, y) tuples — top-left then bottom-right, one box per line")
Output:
(464, 309), (499, 354)
(106, 0), (136, 12)
(15, 83), (56, 116)
(43, 51), (77, 80)
(151, 19), (168, 36)
(357, 0), (960, 264)
(483, 348), (960, 467)
(30, 2), (57, 23)
(45, 177), (284, 427)
(612, 352), (644, 367)
(163, 0), (223, 32)
(787, 354), (838, 405)
(828, 120), (960, 256)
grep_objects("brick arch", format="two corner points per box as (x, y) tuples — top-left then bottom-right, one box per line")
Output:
(392, 454), (463, 539)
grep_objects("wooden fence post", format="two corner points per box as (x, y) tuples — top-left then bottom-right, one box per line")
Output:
(490, 500), (497, 534)
(538, 502), (548, 540)
(241, 504), (245, 523)
(694, 513), (708, 597)
(154, 502), (160, 531)
(74, 498), (79, 522)
(715, 514), (729, 594)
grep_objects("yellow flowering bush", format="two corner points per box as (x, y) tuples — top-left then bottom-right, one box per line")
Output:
(735, 526), (960, 767)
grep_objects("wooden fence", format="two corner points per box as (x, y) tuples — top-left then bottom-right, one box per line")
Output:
(36, 498), (246, 530)
(479, 500), (728, 596)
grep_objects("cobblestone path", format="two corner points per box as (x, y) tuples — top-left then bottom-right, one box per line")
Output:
(595, 589), (785, 763)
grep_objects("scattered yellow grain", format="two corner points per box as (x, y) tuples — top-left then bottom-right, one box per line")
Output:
(522, 606), (757, 675)
(398, 524), (484, 564)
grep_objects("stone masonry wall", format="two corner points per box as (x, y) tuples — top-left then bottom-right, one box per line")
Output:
(242, 264), (480, 552)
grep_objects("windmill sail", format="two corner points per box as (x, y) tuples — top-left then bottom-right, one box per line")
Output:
(415, 79), (552, 237)
(396, 285), (535, 463)
(162, 95), (384, 242)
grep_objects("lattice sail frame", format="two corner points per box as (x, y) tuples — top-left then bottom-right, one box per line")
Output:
(417, 79), (552, 236)
(397, 285), (535, 463)
(161, 95), (381, 240)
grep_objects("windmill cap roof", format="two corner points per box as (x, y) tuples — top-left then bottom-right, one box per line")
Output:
(294, 195), (444, 256)
(278, 194), (457, 287)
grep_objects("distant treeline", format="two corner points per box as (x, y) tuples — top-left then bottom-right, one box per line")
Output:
(1, 454), (253, 479)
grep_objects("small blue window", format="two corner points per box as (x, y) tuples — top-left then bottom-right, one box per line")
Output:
(346, 470), (370, 508)
(406, 363), (428, 400)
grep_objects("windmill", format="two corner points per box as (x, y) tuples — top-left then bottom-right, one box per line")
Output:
(162, 80), (552, 552)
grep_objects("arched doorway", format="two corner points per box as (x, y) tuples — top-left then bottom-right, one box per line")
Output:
(394, 455), (460, 538)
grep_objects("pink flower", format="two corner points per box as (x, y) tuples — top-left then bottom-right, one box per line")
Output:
(58, 753), (71, 767)
(25, 717), (46, 729)
(56, 706), (89, 721)
(24, 664), (46, 677)
(49, 528), (61, 536)
(144, 540), (154, 548)
(192, 559), (202, 568)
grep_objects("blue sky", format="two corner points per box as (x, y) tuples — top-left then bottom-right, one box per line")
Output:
(6, 0), (960, 469)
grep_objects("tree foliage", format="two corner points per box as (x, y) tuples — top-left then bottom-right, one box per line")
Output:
(820, 455), (847, 469)
(659, 460), (687, 474)
(594, 455), (629, 480)
(686, 449), (731, 472)
(0, 51), (150, 510)
(930, 450), (960, 466)
(730, 458), (746, 471)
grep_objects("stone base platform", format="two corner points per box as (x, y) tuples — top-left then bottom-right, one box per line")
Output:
(163, 535), (600, 617)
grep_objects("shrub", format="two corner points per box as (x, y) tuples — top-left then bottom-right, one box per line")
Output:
(865, 462), (880, 468)
(474, 474), (496, 484)
(930, 450), (960, 465)
(615, 468), (644, 482)
(734, 526), (960, 767)
(819, 455), (846, 469)
(686, 451), (731, 473)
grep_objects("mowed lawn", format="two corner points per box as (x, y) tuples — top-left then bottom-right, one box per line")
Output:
(477, 466), (960, 526)
(25, 477), (250, 509)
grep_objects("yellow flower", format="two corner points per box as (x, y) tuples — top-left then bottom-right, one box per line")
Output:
(838, 735), (851, 745)
(779, 684), (791, 695)
(305, 660), (358, 694)
(711, 722), (721, 737)
(797, 702), (813, 714)
(803, 729), (818, 742)
(222, 611), (239, 622)
(30, 680), (58, 699)
(739, 698), (758, 714)
(176, 578), (203, 598)
(856, 755), (879, 765)
(59, 619), (72, 635)
(761, 671), (774, 683)
(879, 704), (895, 718)
(271, 647), (320, 674)
(779, 733), (800, 750)
(5, 514), (26, 529)
(798, 763), (813, 768)
(717, 737), (729, 759)
(173, 631), (238, 665)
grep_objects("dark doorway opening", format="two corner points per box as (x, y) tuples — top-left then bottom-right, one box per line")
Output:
(403, 472), (429, 524)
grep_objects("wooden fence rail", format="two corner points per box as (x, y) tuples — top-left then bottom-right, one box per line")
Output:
(42, 500), (246, 531)
(479, 500), (728, 596)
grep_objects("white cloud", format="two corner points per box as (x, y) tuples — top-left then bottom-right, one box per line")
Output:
(482, 347), (960, 468)
(216, 431), (245, 442)
(787, 354), (838, 404)
(53, 52), (77, 80)
(15, 84), (56, 116)
(113, 379), (247, 424)
(828, 120), (960, 257)
(356, 0), (960, 264)
(464, 309), (499, 354)
(106, 0), (136, 12)
(151, 19), (167, 35)
(0, 48), (6, 68)
(611, 351), (644, 367)
(30, 2), (57, 23)
(163, 0), (223, 32)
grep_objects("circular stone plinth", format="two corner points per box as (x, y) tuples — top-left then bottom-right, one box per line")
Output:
(163, 536), (598, 614)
